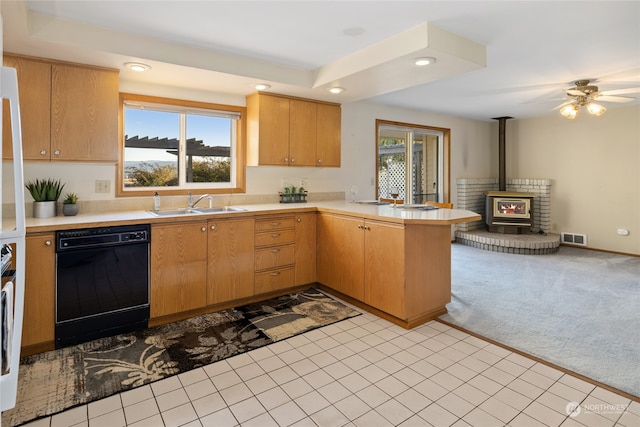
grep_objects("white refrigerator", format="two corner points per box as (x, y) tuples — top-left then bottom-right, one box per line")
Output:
(0, 63), (26, 416)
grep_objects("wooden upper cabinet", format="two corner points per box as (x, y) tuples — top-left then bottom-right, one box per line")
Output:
(316, 102), (341, 167)
(247, 92), (290, 166)
(51, 64), (119, 162)
(289, 99), (317, 166)
(2, 54), (119, 162)
(2, 56), (51, 160)
(246, 92), (340, 167)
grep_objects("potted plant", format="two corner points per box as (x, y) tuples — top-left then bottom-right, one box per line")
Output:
(62, 192), (79, 216)
(25, 178), (65, 218)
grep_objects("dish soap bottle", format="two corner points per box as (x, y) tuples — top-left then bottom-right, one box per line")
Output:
(153, 192), (161, 211)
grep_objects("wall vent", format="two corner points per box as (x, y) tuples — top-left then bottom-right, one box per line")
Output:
(561, 232), (588, 247)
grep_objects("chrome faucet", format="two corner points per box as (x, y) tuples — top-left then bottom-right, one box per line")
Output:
(188, 192), (211, 208)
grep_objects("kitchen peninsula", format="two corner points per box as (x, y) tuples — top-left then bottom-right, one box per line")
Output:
(23, 201), (480, 355)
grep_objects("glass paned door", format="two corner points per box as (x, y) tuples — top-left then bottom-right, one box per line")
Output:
(377, 123), (444, 204)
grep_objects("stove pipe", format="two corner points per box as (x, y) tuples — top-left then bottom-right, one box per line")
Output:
(492, 116), (513, 191)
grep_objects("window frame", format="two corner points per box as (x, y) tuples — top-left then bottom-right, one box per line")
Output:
(117, 93), (246, 197)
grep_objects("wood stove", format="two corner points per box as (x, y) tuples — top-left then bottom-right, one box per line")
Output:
(486, 191), (534, 234)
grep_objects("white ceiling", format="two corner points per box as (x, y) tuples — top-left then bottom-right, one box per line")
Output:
(3, 1), (640, 121)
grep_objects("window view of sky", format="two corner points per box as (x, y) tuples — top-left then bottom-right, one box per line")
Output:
(124, 109), (232, 162)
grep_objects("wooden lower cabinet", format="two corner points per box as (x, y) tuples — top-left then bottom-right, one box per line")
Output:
(22, 233), (56, 350)
(364, 220), (405, 318)
(207, 218), (255, 305)
(254, 215), (296, 294)
(317, 213), (451, 325)
(317, 214), (364, 300)
(294, 212), (316, 285)
(151, 222), (207, 318)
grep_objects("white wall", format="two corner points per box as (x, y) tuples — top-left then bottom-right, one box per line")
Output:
(506, 105), (640, 255)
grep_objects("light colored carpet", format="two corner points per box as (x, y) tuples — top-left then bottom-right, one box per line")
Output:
(441, 244), (640, 398)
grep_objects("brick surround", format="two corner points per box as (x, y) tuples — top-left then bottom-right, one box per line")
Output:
(455, 178), (560, 254)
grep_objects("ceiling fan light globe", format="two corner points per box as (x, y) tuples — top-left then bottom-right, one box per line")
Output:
(560, 104), (579, 119)
(586, 102), (606, 116)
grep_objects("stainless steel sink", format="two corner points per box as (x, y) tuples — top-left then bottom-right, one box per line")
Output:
(194, 206), (248, 213)
(147, 208), (201, 216)
(147, 206), (247, 217)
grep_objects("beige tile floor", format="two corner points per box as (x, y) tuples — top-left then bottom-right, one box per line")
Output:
(21, 302), (639, 427)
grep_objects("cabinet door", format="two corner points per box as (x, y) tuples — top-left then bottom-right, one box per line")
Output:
(257, 94), (290, 165)
(2, 56), (51, 160)
(207, 218), (255, 305)
(294, 212), (316, 285)
(51, 64), (119, 161)
(364, 220), (405, 318)
(317, 213), (364, 300)
(23, 234), (55, 348)
(151, 222), (207, 318)
(289, 99), (317, 166)
(316, 103), (341, 167)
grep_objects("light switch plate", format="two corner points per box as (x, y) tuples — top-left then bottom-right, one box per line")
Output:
(95, 180), (111, 193)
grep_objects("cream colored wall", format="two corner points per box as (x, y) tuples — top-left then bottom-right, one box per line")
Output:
(506, 105), (640, 254)
(9, 77), (494, 212)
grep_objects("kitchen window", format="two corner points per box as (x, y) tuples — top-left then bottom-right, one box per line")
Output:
(117, 93), (246, 196)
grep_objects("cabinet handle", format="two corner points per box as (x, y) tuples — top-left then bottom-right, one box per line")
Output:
(271, 233), (280, 238)
(44, 240), (52, 246)
(284, 157), (288, 163)
(291, 158), (295, 163)
(270, 271), (281, 276)
(317, 159), (322, 164)
(270, 248), (280, 253)
(40, 150), (47, 156)
(296, 218), (302, 223)
(201, 227), (206, 232)
(357, 224), (363, 229)
(364, 226), (370, 230)
(210, 225), (216, 230)
(54, 150), (61, 156)
(270, 222), (280, 226)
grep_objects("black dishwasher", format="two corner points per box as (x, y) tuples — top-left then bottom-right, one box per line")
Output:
(55, 224), (150, 348)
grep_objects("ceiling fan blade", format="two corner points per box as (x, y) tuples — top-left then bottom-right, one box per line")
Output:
(595, 95), (635, 103)
(567, 89), (586, 96)
(600, 87), (640, 96)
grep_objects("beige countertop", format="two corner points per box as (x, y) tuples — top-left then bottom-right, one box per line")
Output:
(24, 200), (481, 233)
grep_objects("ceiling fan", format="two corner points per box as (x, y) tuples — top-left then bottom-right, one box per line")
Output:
(555, 79), (640, 119)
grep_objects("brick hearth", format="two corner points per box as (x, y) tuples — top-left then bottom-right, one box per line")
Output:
(455, 178), (560, 254)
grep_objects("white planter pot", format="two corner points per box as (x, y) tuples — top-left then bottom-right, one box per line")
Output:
(33, 201), (57, 218)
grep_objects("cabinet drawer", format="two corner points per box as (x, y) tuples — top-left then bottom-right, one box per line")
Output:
(255, 267), (295, 294)
(255, 244), (295, 271)
(255, 217), (295, 232)
(255, 229), (295, 247)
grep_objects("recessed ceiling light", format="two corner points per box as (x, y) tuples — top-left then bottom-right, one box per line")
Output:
(252, 83), (271, 90)
(124, 62), (151, 72)
(328, 87), (345, 94)
(413, 57), (436, 67)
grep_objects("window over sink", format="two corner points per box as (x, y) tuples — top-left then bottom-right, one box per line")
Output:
(117, 93), (246, 197)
